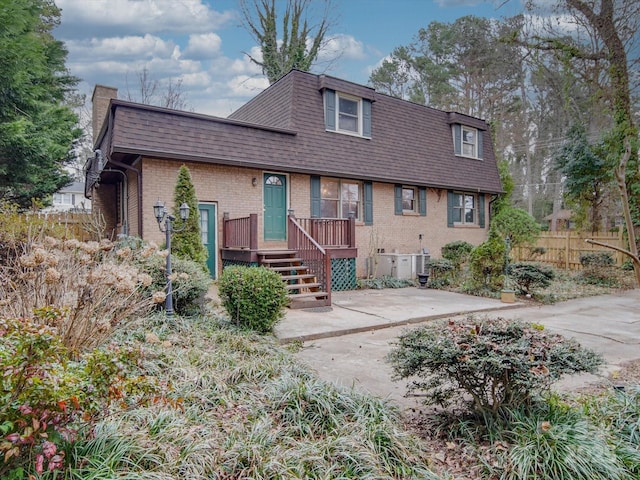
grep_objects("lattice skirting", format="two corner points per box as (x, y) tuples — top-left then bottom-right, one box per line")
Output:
(222, 260), (259, 269)
(331, 258), (357, 291)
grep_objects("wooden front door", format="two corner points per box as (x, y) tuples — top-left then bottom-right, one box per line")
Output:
(198, 203), (217, 278)
(263, 173), (287, 241)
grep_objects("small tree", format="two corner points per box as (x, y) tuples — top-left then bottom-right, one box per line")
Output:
(171, 165), (208, 270)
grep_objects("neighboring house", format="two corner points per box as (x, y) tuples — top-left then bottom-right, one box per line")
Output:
(44, 181), (91, 213)
(85, 70), (502, 307)
(544, 209), (575, 231)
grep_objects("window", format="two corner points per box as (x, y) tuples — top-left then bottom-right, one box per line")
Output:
(452, 124), (483, 159)
(448, 191), (485, 227)
(402, 187), (417, 212)
(324, 89), (372, 138)
(462, 127), (477, 157)
(320, 178), (361, 219)
(53, 193), (73, 205)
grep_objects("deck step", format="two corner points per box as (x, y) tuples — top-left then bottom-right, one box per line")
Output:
(288, 291), (329, 300)
(280, 273), (316, 281)
(260, 257), (304, 264)
(268, 265), (309, 272)
(285, 282), (322, 290)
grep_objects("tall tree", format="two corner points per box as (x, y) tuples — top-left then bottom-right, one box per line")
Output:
(240, 0), (332, 84)
(171, 165), (207, 270)
(521, 0), (640, 283)
(125, 67), (190, 110)
(0, 0), (81, 209)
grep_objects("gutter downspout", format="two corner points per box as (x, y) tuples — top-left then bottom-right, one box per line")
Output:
(101, 104), (144, 238)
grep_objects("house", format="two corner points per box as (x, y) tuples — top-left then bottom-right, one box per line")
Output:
(43, 181), (91, 213)
(544, 209), (575, 231)
(85, 70), (502, 307)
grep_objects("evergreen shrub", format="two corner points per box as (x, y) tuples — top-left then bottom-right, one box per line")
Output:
(579, 252), (618, 287)
(507, 262), (555, 295)
(441, 241), (473, 269)
(218, 266), (289, 333)
(388, 316), (602, 417)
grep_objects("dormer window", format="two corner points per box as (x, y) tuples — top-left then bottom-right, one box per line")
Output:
(452, 124), (483, 159)
(324, 89), (372, 138)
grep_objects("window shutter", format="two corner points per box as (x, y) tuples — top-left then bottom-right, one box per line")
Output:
(477, 130), (483, 159)
(310, 176), (321, 217)
(362, 99), (372, 138)
(394, 185), (403, 215)
(364, 181), (373, 225)
(447, 190), (454, 227)
(324, 90), (336, 131)
(453, 124), (461, 155)
(419, 187), (426, 216)
(478, 194), (485, 228)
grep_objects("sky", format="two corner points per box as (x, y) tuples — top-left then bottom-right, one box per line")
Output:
(54, 0), (525, 118)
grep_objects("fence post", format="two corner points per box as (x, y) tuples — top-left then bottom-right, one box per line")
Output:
(565, 231), (570, 270)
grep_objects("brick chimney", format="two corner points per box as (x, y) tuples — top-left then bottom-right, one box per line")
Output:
(91, 85), (118, 144)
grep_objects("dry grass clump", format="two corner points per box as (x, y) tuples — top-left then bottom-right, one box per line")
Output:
(0, 236), (166, 351)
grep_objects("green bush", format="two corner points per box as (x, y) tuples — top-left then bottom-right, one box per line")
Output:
(579, 252), (619, 287)
(357, 276), (415, 289)
(507, 262), (555, 295)
(387, 316), (602, 417)
(218, 266), (289, 333)
(441, 241), (473, 269)
(426, 258), (455, 288)
(468, 236), (506, 291)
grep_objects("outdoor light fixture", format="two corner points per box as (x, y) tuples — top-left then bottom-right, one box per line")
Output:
(252, 177), (258, 187)
(153, 200), (190, 316)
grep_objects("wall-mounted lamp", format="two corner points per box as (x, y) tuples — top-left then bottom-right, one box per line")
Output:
(252, 177), (258, 187)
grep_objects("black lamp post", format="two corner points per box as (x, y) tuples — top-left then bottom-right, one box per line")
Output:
(153, 200), (190, 317)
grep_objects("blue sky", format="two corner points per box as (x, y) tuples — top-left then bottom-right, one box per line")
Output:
(54, 0), (524, 118)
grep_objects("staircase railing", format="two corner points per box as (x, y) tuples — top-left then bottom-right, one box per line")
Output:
(295, 217), (356, 247)
(288, 214), (331, 305)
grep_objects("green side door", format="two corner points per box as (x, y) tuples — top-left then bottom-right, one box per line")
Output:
(198, 203), (217, 278)
(263, 174), (287, 241)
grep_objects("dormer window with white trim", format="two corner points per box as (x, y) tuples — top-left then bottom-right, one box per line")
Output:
(452, 124), (483, 159)
(324, 89), (372, 138)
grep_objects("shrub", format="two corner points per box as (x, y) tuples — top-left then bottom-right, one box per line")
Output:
(468, 236), (506, 291)
(0, 236), (164, 351)
(441, 241), (474, 269)
(579, 252), (618, 287)
(507, 262), (555, 295)
(218, 266), (289, 333)
(357, 276), (415, 289)
(114, 236), (211, 316)
(0, 317), (159, 477)
(491, 207), (541, 248)
(387, 316), (602, 417)
(426, 258), (455, 288)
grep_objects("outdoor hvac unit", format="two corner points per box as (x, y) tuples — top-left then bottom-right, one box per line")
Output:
(376, 253), (428, 280)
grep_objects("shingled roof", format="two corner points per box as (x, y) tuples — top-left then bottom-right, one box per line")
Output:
(97, 69), (502, 194)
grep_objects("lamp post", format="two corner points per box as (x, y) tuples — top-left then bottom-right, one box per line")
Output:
(153, 200), (190, 317)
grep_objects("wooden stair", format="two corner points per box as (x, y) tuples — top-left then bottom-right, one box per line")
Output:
(258, 250), (329, 309)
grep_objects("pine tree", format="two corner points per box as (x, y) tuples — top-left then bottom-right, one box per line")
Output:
(171, 165), (208, 270)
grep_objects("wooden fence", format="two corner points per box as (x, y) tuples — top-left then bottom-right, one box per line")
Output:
(29, 211), (95, 241)
(512, 230), (626, 270)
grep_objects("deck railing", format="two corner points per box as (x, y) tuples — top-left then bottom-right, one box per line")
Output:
(222, 213), (258, 249)
(295, 217), (356, 248)
(288, 215), (331, 305)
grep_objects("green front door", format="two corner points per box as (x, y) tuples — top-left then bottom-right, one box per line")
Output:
(198, 203), (217, 278)
(263, 174), (287, 241)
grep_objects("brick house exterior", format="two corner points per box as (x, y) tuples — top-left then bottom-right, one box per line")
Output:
(86, 70), (502, 302)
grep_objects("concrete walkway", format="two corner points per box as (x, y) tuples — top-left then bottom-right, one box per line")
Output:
(275, 288), (640, 410)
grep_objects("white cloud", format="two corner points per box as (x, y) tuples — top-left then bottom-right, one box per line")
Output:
(226, 75), (269, 97)
(320, 34), (366, 62)
(184, 33), (223, 59)
(56, 0), (236, 37)
(66, 35), (176, 61)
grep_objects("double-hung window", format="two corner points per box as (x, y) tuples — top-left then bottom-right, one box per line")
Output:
(448, 191), (485, 227)
(320, 178), (361, 219)
(402, 187), (417, 212)
(452, 124), (483, 159)
(324, 89), (372, 138)
(394, 185), (426, 216)
(452, 192), (476, 224)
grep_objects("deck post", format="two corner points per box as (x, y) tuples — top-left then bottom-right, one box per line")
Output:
(222, 212), (229, 248)
(348, 214), (356, 248)
(249, 214), (258, 251)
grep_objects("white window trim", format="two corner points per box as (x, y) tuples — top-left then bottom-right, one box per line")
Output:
(453, 192), (478, 225)
(336, 93), (363, 137)
(461, 126), (478, 159)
